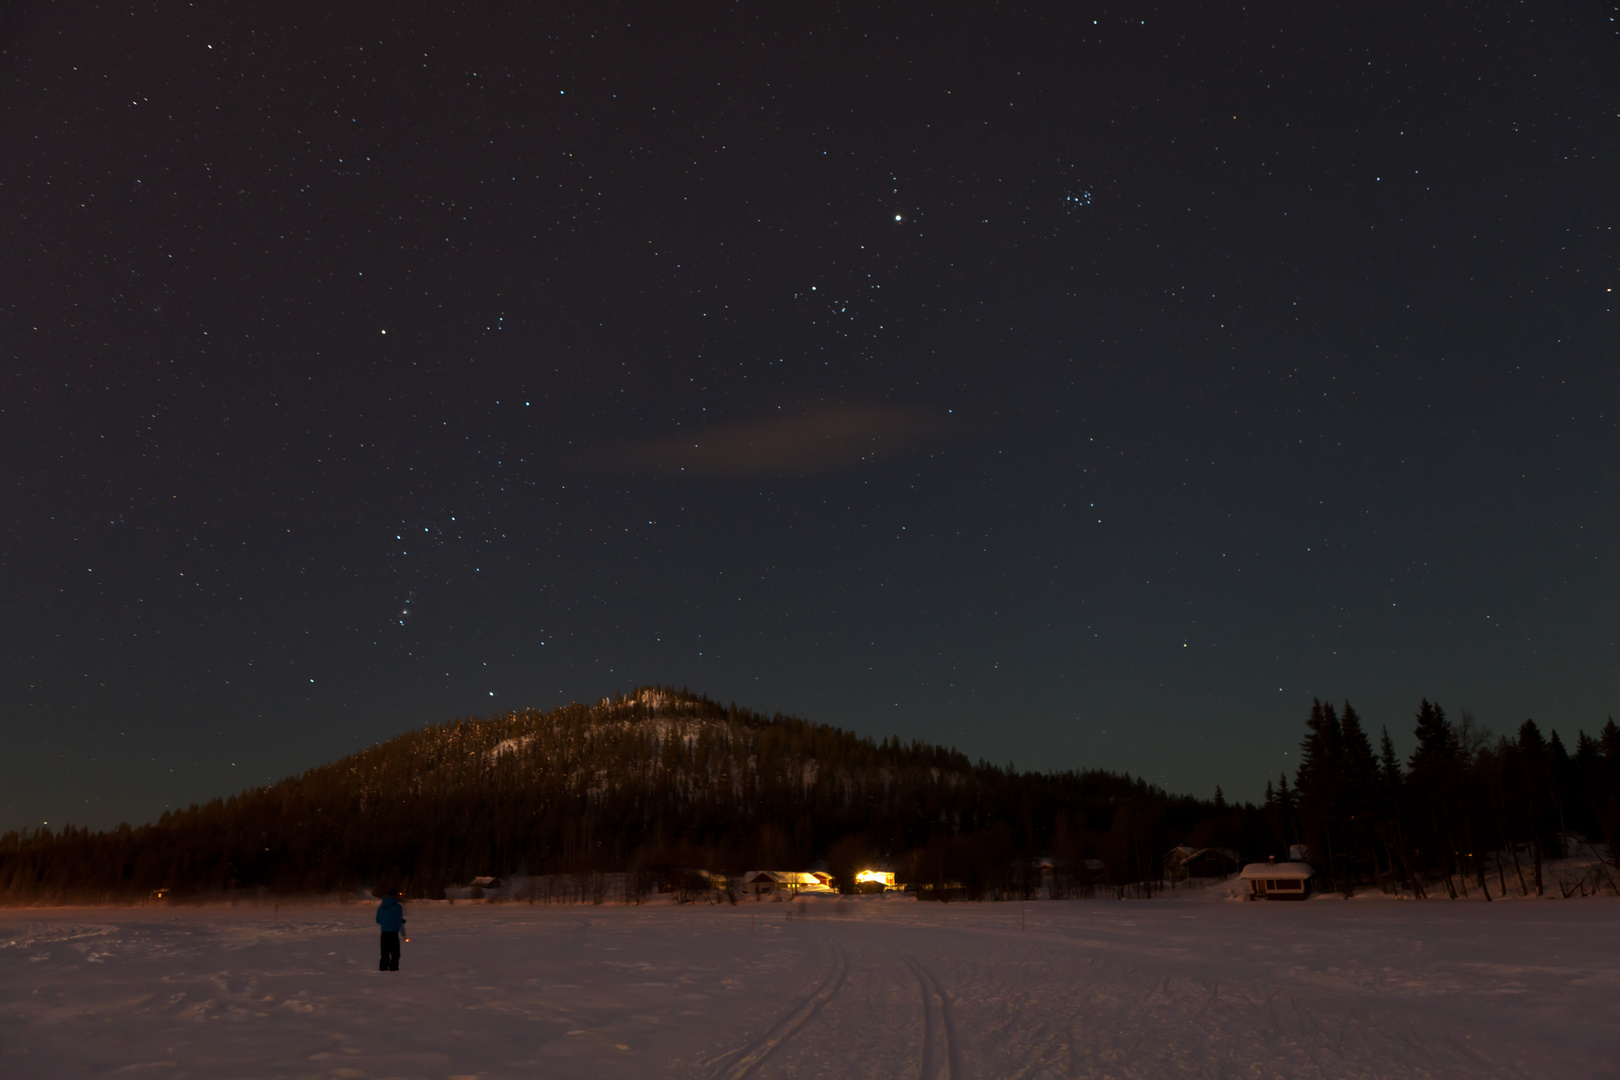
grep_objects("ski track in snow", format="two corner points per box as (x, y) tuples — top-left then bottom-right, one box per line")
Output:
(896, 951), (964, 1080)
(706, 939), (847, 1080)
(2, 894), (1618, 1079)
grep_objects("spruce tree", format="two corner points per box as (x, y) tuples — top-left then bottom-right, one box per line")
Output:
(1295, 700), (1346, 891)
(1407, 700), (1462, 896)
(1374, 725), (1417, 895)
(1336, 703), (1380, 887)
(1378, 727), (1402, 789)
(1597, 720), (1620, 871)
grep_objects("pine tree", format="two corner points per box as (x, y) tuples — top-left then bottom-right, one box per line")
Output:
(1374, 725), (1419, 895)
(1594, 720), (1620, 872)
(1378, 727), (1402, 788)
(1407, 700), (1463, 897)
(1409, 700), (1458, 776)
(1549, 730), (1575, 839)
(1276, 773), (1297, 821)
(1506, 719), (1559, 894)
(1295, 700), (1346, 891)
(1336, 703), (1380, 888)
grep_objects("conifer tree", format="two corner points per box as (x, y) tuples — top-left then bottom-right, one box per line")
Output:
(1375, 725), (1421, 895)
(1337, 703), (1381, 886)
(1295, 700), (1346, 891)
(1506, 719), (1559, 894)
(1594, 720), (1620, 871)
(1378, 727), (1402, 790)
(1407, 700), (1464, 896)
(1275, 773), (1298, 846)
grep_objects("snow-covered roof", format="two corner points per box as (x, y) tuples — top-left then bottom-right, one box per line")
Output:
(1168, 846), (1238, 864)
(743, 870), (826, 886)
(1238, 862), (1313, 880)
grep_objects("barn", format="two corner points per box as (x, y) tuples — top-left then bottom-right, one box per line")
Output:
(1238, 858), (1314, 900)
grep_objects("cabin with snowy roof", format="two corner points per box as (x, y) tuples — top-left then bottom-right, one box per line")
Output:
(1238, 858), (1314, 900)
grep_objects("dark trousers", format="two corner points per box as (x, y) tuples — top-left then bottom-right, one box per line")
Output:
(379, 930), (400, 971)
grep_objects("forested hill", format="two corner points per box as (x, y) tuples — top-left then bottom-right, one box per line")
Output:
(0, 687), (1206, 901)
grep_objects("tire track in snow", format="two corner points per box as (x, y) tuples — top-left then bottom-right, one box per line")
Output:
(706, 938), (847, 1080)
(897, 953), (966, 1080)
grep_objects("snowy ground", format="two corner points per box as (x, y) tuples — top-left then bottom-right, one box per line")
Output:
(4, 889), (1618, 1079)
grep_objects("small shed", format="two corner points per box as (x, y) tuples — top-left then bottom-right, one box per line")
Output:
(1238, 859), (1314, 900)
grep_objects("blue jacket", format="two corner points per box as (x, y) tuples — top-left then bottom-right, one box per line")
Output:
(375, 897), (406, 932)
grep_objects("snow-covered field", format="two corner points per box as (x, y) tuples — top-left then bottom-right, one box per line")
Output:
(4, 889), (1618, 1079)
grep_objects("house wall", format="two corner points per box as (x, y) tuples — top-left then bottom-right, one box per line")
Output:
(1249, 878), (1310, 901)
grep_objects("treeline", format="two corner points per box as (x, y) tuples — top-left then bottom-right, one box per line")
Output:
(5, 688), (1613, 904)
(0, 687), (1207, 903)
(1187, 700), (1620, 898)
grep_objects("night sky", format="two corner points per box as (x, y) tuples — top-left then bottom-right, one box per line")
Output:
(5, 1), (1617, 834)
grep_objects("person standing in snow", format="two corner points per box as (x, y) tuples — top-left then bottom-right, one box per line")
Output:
(375, 892), (406, 971)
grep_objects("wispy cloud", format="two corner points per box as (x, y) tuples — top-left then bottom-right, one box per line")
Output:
(594, 402), (947, 477)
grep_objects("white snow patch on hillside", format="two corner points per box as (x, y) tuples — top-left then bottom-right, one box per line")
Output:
(487, 735), (535, 761)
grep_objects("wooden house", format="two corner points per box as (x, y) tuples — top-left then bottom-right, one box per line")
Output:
(853, 869), (898, 892)
(742, 870), (834, 895)
(1166, 846), (1241, 880)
